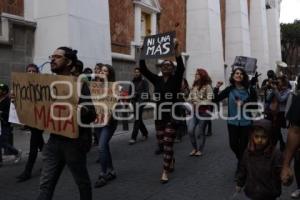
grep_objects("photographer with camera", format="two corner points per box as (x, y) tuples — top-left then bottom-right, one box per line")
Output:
(265, 76), (291, 151)
(261, 70), (277, 102)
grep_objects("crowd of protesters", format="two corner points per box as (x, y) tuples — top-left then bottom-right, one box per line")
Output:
(1, 40), (300, 200)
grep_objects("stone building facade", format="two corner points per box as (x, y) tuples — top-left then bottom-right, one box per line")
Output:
(0, 0), (283, 85)
(0, 0), (35, 85)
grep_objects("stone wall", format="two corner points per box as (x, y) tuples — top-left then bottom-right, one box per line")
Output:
(109, 0), (134, 55)
(159, 0), (186, 53)
(0, 21), (35, 85)
(0, 0), (23, 16)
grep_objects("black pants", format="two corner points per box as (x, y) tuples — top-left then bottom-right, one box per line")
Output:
(37, 135), (91, 200)
(131, 105), (148, 140)
(0, 125), (18, 162)
(22, 128), (44, 175)
(227, 124), (250, 165)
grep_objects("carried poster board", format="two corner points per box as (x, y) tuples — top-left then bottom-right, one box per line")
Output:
(89, 81), (118, 126)
(140, 31), (176, 59)
(11, 73), (79, 138)
(232, 56), (257, 75)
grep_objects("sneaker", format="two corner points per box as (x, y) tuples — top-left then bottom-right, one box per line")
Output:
(94, 176), (107, 188)
(14, 150), (22, 164)
(194, 151), (203, 156)
(128, 139), (136, 145)
(105, 171), (117, 181)
(189, 149), (197, 156)
(291, 189), (300, 199)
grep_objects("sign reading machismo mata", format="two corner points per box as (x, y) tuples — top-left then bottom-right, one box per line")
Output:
(11, 73), (79, 138)
(140, 32), (176, 59)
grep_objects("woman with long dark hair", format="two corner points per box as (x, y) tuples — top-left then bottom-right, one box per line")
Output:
(214, 68), (257, 178)
(188, 68), (213, 156)
(94, 64), (118, 188)
(140, 41), (185, 183)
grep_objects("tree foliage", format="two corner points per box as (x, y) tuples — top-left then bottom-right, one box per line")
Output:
(281, 20), (300, 65)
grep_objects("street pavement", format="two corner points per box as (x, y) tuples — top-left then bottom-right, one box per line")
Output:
(0, 119), (296, 200)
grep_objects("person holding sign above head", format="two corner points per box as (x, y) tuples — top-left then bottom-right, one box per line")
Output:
(139, 38), (185, 184)
(37, 47), (96, 200)
(15, 64), (45, 182)
(93, 64), (118, 188)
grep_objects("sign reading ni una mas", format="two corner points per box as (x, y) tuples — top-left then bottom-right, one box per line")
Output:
(140, 32), (176, 59)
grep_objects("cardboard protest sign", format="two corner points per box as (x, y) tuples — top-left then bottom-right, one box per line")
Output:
(11, 73), (79, 138)
(141, 31), (175, 59)
(9, 103), (22, 124)
(89, 81), (118, 126)
(232, 56), (257, 75)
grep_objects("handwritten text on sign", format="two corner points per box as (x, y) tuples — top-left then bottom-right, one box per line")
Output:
(89, 81), (118, 126)
(141, 32), (175, 59)
(11, 73), (79, 138)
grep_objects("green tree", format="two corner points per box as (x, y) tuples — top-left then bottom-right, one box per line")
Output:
(281, 20), (300, 68)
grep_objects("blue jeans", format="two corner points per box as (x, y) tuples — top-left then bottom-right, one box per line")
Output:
(95, 121), (117, 175)
(188, 115), (208, 151)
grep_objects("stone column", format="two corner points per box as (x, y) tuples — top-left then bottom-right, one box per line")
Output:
(186, 0), (224, 85)
(151, 13), (157, 35)
(134, 6), (142, 45)
(24, 0), (112, 72)
(225, 0), (251, 80)
(249, 0), (270, 78)
(266, 0), (282, 70)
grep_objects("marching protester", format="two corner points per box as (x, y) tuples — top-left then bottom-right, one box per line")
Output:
(174, 78), (190, 143)
(281, 75), (300, 187)
(71, 60), (84, 77)
(94, 63), (103, 75)
(265, 75), (290, 151)
(213, 68), (257, 179)
(139, 39), (184, 183)
(235, 119), (282, 200)
(0, 83), (22, 167)
(91, 63), (106, 146)
(94, 64), (118, 188)
(37, 47), (96, 200)
(187, 68), (213, 156)
(285, 75), (300, 198)
(82, 67), (93, 81)
(16, 64), (45, 182)
(128, 67), (149, 145)
(290, 149), (300, 198)
(261, 70), (277, 102)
